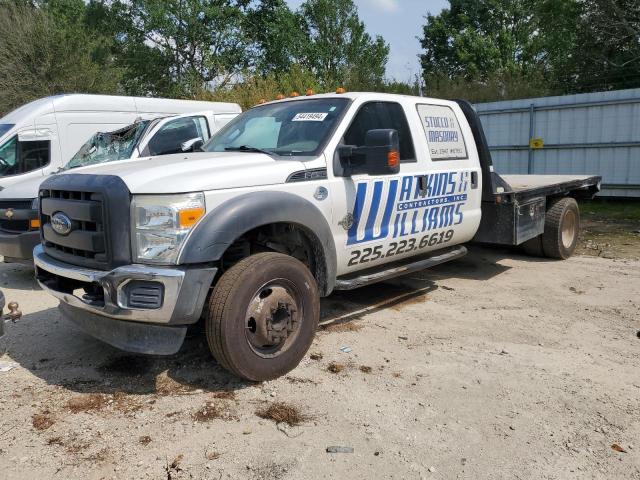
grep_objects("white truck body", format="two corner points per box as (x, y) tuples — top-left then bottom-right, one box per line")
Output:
(32, 92), (600, 380)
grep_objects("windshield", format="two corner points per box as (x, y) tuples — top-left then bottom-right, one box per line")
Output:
(64, 121), (151, 170)
(0, 124), (14, 138)
(203, 98), (350, 156)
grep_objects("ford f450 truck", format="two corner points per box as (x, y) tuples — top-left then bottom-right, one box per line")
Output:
(33, 93), (600, 381)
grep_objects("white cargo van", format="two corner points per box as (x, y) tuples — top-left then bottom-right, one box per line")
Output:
(0, 94), (241, 261)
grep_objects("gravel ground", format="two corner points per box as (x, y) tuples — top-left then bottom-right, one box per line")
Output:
(0, 245), (639, 480)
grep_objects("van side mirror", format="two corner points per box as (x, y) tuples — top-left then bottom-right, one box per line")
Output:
(181, 137), (204, 152)
(338, 129), (400, 176)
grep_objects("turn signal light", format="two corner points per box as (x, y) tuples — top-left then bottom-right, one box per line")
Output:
(178, 207), (205, 228)
(30, 219), (41, 229)
(387, 150), (399, 168)
(336, 87), (346, 94)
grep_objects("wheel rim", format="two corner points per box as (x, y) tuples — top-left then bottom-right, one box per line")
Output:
(244, 279), (302, 359)
(561, 209), (577, 249)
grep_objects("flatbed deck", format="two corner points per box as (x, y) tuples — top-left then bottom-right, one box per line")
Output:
(502, 174), (601, 200)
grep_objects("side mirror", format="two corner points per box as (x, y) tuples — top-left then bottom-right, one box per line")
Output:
(181, 137), (204, 152)
(339, 129), (400, 176)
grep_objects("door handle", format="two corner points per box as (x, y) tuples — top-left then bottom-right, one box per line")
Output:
(418, 175), (428, 196)
(471, 171), (479, 189)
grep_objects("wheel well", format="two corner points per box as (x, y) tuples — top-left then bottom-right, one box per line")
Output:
(218, 223), (329, 296)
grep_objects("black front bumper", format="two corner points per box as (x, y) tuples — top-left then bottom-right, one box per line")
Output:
(0, 230), (40, 261)
(58, 302), (189, 355)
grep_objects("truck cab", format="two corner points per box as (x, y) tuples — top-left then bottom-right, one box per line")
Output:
(0, 100), (241, 262)
(33, 92), (600, 382)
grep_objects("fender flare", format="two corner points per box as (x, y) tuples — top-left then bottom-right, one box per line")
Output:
(179, 191), (337, 295)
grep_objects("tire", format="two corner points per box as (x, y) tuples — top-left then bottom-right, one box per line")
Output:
(205, 252), (320, 381)
(541, 197), (580, 259)
(521, 235), (544, 257)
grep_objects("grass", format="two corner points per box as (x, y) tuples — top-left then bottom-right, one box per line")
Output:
(579, 199), (640, 222)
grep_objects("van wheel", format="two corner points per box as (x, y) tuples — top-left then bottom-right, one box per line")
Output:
(522, 235), (544, 257)
(542, 198), (580, 259)
(205, 252), (320, 381)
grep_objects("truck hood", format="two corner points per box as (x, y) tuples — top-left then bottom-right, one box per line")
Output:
(0, 174), (43, 200)
(55, 152), (308, 194)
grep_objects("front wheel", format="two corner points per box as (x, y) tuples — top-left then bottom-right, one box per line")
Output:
(205, 252), (320, 381)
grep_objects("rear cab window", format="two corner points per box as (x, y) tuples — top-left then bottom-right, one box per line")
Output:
(416, 104), (468, 161)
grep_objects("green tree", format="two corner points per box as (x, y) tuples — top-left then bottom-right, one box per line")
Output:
(565, 0), (640, 91)
(104, 0), (253, 97)
(245, 0), (305, 75)
(0, 1), (121, 115)
(298, 0), (389, 89)
(420, 0), (550, 81)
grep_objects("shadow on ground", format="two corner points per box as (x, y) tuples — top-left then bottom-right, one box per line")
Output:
(3, 245), (516, 396)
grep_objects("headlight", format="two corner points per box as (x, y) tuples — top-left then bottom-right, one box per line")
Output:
(132, 192), (205, 264)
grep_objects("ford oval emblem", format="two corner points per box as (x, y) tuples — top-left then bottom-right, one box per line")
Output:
(51, 212), (72, 236)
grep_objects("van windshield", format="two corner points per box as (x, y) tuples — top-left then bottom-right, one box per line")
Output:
(203, 98), (350, 156)
(0, 124), (14, 138)
(64, 121), (150, 170)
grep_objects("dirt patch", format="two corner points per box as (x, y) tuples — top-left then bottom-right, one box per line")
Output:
(112, 392), (144, 414)
(309, 352), (323, 360)
(138, 435), (152, 446)
(212, 390), (236, 400)
(66, 394), (108, 414)
(255, 402), (310, 427)
(327, 362), (345, 374)
(359, 365), (372, 374)
(192, 401), (235, 422)
(320, 321), (363, 333)
(32, 413), (55, 431)
(156, 374), (196, 396)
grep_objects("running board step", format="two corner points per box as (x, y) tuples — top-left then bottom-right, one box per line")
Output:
(334, 245), (467, 291)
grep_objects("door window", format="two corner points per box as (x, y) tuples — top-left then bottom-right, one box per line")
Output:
(344, 102), (416, 162)
(0, 136), (50, 176)
(147, 116), (211, 156)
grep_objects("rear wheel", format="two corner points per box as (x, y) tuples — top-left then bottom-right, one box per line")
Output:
(205, 252), (320, 381)
(541, 197), (580, 259)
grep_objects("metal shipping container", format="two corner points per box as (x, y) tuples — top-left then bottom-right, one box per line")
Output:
(475, 88), (640, 197)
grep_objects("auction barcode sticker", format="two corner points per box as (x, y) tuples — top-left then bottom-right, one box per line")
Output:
(292, 112), (328, 122)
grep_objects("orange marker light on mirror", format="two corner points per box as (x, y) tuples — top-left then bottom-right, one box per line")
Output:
(178, 207), (205, 228)
(387, 150), (400, 168)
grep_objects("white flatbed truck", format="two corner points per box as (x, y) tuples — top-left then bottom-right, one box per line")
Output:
(33, 92), (600, 381)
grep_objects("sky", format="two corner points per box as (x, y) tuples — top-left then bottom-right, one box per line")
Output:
(286, 0), (449, 81)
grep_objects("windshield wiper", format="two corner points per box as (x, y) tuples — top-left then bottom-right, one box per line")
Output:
(224, 145), (275, 156)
